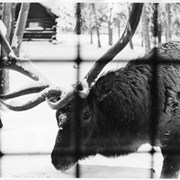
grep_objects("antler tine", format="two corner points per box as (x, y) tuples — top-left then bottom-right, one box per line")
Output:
(0, 94), (45, 111)
(0, 3), (143, 111)
(0, 86), (62, 111)
(0, 24), (63, 111)
(47, 3), (144, 109)
(1, 57), (47, 82)
(0, 57), (59, 110)
(0, 25), (53, 84)
(0, 83), (48, 100)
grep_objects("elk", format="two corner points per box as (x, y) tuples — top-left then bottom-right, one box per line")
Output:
(0, 3), (179, 178)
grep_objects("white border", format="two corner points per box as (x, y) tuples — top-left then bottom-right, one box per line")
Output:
(0, 0), (180, 3)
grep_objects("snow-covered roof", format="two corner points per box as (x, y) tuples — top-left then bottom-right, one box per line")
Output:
(40, 2), (59, 18)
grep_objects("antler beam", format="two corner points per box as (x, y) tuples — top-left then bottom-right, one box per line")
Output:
(0, 3), (143, 111)
(0, 28), (62, 111)
(47, 3), (144, 109)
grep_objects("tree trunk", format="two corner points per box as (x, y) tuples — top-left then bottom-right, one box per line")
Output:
(0, 3), (14, 128)
(1, 3), (14, 94)
(10, 3), (16, 44)
(2, 3), (12, 42)
(108, 4), (113, 46)
(117, 18), (120, 38)
(141, 32), (143, 47)
(128, 5), (133, 49)
(108, 22), (113, 46)
(129, 39), (133, 49)
(89, 25), (93, 44)
(166, 4), (171, 41)
(158, 23), (162, 45)
(91, 3), (101, 48)
(142, 5), (151, 53)
(11, 3), (30, 56)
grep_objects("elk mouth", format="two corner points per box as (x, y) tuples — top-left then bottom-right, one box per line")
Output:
(53, 161), (75, 172)
(51, 154), (76, 172)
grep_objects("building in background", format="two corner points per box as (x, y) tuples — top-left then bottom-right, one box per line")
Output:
(15, 3), (58, 40)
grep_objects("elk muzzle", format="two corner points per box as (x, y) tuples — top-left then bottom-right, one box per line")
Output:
(51, 126), (77, 171)
(51, 150), (76, 171)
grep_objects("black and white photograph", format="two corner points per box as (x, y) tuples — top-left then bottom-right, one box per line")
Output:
(1, 0), (180, 178)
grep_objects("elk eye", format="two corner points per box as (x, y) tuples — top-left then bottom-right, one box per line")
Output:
(83, 112), (90, 120)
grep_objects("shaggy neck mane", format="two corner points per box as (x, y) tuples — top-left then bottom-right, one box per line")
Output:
(89, 41), (180, 150)
(93, 60), (153, 141)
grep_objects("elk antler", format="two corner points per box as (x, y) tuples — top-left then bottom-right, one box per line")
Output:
(0, 29), (63, 111)
(47, 3), (144, 109)
(0, 3), (143, 111)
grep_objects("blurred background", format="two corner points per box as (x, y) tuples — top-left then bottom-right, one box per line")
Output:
(0, 1), (179, 178)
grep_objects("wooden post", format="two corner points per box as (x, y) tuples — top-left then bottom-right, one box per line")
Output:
(0, 3), (13, 128)
(11, 3), (30, 56)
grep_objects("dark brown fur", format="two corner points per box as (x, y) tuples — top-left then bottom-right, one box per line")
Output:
(52, 41), (180, 178)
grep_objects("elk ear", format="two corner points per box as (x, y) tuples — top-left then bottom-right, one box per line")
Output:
(94, 71), (115, 101)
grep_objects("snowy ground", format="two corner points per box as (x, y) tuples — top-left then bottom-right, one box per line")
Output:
(0, 34), (164, 178)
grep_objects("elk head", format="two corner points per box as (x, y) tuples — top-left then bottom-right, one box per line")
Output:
(0, 3), (143, 171)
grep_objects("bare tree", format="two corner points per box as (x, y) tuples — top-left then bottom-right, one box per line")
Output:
(128, 4), (134, 49)
(108, 3), (114, 46)
(2, 3), (12, 42)
(1, 3), (15, 94)
(166, 4), (171, 41)
(11, 3), (30, 56)
(0, 3), (14, 128)
(116, 18), (120, 38)
(91, 3), (101, 48)
(89, 24), (93, 44)
(88, 4), (94, 44)
(142, 4), (151, 53)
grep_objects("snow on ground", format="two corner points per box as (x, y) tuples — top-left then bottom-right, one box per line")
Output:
(0, 34), (163, 178)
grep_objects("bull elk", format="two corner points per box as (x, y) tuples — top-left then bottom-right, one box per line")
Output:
(0, 3), (179, 178)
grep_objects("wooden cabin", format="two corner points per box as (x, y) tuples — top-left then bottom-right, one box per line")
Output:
(15, 3), (58, 40)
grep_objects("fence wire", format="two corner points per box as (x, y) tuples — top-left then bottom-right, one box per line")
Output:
(1, 2), (179, 179)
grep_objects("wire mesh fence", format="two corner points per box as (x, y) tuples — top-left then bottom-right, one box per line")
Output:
(1, 2), (180, 179)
